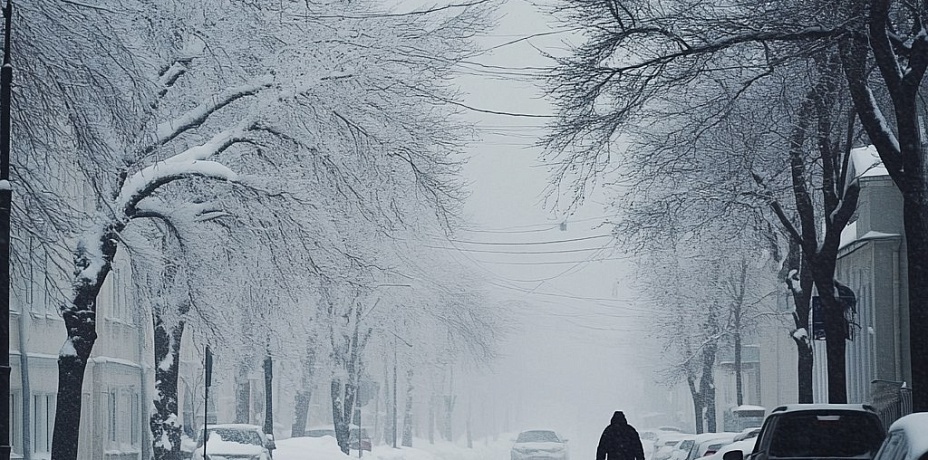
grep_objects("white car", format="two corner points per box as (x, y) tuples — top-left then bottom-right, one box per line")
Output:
(511, 429), (570, 460)
(684, 433), (738, 460)
(872, 412), (928, 460)
(192, 424), (274, 460)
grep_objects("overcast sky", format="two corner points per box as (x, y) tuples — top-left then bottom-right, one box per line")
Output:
(442, 0), (663, 454)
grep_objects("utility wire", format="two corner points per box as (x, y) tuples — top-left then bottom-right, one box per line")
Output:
(424, 244), (604, 255)
(466, 256), (632, 265)
(447, 233), (612, 246)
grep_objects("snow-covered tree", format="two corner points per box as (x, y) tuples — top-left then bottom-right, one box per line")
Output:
(13, 0), (493, 458)
(543, 0), (928, 410)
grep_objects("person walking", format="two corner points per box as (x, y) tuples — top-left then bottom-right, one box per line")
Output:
(597, 411), (645, 460)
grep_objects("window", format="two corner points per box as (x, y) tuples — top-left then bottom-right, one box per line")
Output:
(130, 392), (140, 446)
(769, 413), (884, 458)
(107, 391), (117, 444)
(874, 432), (906, 460)
(9, 392), (20, 455)
(32, 393), (55, 454)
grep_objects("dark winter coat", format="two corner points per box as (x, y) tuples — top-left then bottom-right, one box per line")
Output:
(596, 411), (645, 460)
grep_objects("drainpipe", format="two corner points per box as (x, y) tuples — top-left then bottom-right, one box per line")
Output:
(892, 246), (901, 382)
(17, 310), (29, 460)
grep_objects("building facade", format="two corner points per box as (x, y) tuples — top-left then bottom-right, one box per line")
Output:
(813, 146), (912, 423)
(9, 246), (150, 460)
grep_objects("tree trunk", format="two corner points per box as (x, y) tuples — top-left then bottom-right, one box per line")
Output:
(52, 290), (103, 460)
(702, 352), (717, 433)
(734, 329), (743, 407)
(402, 369), (413, 447)
(812, 264), (848, 404)
(428, 394), (435, 444)
(290, 348), (315, 437)
(383, 373), (392, 446)
(786, 241), (815, 404)
(150, 312), (186, 460)
(442, 395), (454, 441)
(686, 376), (704, 434)
(236, 365), (250, 424)
(332, 379), (349, 454)
(52, 229), (118, 460)
(902, 191), (928, 411)
(263, 353), (274, 440)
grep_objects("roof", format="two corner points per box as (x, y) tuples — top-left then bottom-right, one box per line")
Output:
(771, 403), (875, 413)
(848, 145), (888, 180)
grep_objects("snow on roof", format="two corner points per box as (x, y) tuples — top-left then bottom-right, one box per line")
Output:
(840, 226), (900, 250)
(887, 412), (928, 458)
(772, 403), (873, 413)
(849, 145), (888, 180)
(734, 405), (766, 412)
(840, 221), (858, 249)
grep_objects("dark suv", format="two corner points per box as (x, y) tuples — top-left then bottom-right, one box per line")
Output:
(723, 404), (885, 460)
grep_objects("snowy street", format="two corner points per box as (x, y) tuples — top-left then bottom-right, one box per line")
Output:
(273, 436), (514, 460)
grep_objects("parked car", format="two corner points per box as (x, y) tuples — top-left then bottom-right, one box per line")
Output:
(705, 439), (757, 460)
(640, 429), (664, 458)
(684, 433), (738, 460)
(653, 437), (687, 460)
(872, 412), (928, 460)
(733, 428), (761, 442)
(300, 425), (372, 451)
(723, 404), (885, 460)
(192, 424), (274, 460)
(670, 436), (699, 460)
(511, 429), (570, 460)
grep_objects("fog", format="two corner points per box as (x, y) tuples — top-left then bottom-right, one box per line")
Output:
(444, 2), (667, 455)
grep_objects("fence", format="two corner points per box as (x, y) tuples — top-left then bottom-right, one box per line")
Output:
(869, 379), (913, 430)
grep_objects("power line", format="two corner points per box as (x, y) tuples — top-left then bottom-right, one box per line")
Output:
(424, 244), (605, 255)
(469, 256), (632, 265)
(457, 215), (615, 233)
(447, 233), (612, 246)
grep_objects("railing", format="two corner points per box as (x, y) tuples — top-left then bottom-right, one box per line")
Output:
(869, 379), (913, 430)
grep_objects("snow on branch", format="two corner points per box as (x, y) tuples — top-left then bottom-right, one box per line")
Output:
(607, 27), (848, 75)
(158, 62), (188, 91)
(118, 124), (251, 214)
(147, 75), (274, 152)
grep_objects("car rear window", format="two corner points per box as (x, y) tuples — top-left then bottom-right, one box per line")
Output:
(517, 431), (560, 443)
(769, 412), (884, 458)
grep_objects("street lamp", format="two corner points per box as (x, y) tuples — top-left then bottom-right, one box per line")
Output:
(1, 3), (13, 460)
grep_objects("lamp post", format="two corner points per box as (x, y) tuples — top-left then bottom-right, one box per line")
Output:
(388, 332), (412, 449)
(393, 337), (397, 448)
(1, 2), (13, 460)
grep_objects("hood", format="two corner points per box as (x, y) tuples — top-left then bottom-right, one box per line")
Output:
(611, 411), (627, 425)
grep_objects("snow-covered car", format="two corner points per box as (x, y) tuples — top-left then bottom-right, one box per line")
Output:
(724, 404), (885, 460)
(192, 424), (274, 460)
(704, 438), (757, 460)
(684, 433), (739, 460)
(653, 434), (689, 460)
(299, 425), (371, 451)
(872, 412), (928, 460)
(511, 429), (570, 460)
(670, 436), (698, 460)
(733, 428), (761, 442)
(640, 429), (663, 458)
